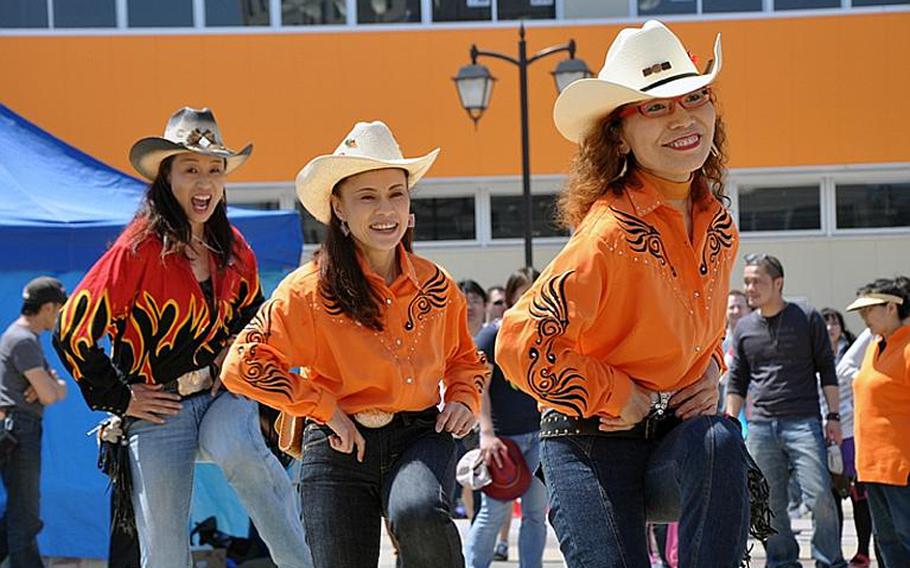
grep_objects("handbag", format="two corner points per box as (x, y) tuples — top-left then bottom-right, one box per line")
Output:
(274, 411), (305, 461)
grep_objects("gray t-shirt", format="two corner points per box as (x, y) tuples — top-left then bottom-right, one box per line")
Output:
(0, 321), (48, 417)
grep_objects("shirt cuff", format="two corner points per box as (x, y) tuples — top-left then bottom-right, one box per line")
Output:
(599, 368), (634, 418)
(307, 389), (338, 424)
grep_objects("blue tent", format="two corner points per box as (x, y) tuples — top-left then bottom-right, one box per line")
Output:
(0, 103), (302, 558)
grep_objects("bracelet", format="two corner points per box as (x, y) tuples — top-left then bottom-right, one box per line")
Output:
(825, 412), (841, 421)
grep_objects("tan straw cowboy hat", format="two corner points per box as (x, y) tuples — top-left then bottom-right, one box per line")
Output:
(296, 121), (439, 224)
(129, 107), (253, 181)
(553, 20), (722, 143)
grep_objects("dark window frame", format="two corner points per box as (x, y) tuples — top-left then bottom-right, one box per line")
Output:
(736, 183), (823, 233)
(834, 181), (910, 231)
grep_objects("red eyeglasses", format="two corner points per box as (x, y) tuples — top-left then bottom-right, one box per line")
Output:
(618, 87), (715, 119)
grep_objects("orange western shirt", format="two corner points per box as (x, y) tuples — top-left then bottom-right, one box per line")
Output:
(221, 245), (487, 423)
(853, 325), (910, 486)
(496, 172), (738, 418)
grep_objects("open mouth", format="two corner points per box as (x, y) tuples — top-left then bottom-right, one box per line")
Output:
(664, 133), (702, 151)
(369, 221), (399, 234)
(191, 195), (212, 214)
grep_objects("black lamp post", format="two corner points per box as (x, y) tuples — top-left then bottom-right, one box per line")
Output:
(453, 24), (591, 268)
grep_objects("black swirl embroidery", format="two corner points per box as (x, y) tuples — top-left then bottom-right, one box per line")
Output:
(699, 208), (735, 275)
(240, 344), (295, 403)
(611, 207), (677, 277)
(526, 271), (589, 417)
(243, 300), (274, 344)
(319, 289), (344, 317)
(405, 268), (449, 331)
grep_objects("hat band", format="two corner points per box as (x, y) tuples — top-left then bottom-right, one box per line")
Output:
(640, 72), (700, 92)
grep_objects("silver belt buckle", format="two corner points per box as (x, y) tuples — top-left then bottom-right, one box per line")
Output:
(177, 367), (213, 397)
(353, 409), (395, 428)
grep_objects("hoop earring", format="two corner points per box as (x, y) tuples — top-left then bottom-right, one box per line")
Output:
(407, 213), (416, 228)
(710, 143), (720, 157)
(611, 153), (629, 182)
(340, 220), (350, 237)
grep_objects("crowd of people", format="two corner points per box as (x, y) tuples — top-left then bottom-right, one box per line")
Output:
(1, 17), (907, 568)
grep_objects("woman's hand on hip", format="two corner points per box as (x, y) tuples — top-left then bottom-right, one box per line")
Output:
(125, 383), (183, 424)
(669, 359), (720, 420)
(436, 401), (475, 438)
(599, 381), (653, 432)
(326, 407), (366, 463)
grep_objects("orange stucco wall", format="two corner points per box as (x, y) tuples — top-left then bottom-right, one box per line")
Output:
(1, 12), (908, 182)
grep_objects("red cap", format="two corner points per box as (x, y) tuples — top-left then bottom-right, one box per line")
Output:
(482, 437), (532, 502)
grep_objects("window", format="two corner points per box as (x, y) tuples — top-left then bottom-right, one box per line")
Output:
(128, 0), (193, 27)
(357, 0), (420, 23)
(638, 0), (696, 15)
(412, 197), (476, 241)
(851, 0), (909, 5)
(737, 185), (821, 232)
(297, 203), (327, 245)
(282, 0), (346, 25)
(836, 182), (910, 230)
(0, 0), (48, 27)
(774, 0), (839, 9)
(206, 0), (270, 25)
(703, 0), (762, 12)
(498, 0), (556, 19)
(490, 194), (568, 239)
(55, 0), (116, 27)
(432, 0), (491, 22)
(564, 0), (630, 17)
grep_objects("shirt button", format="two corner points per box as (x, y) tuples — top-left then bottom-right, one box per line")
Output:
(694, 292), (701, 298)
(386, 298), (393, 305)
(405, 377), (413, 384)
(695, 346), (702, 352)
(395, 338), (402, 347)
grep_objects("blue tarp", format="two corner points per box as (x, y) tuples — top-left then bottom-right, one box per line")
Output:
(0, 103), (302, 558)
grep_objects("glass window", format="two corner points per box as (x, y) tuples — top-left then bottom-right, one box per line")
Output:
(851, 0), (908, 5)
(774, 0), (839, 9)
(491, 194), (569, 239)
(737, 185), (821, 232)
(432, 0), (491, 21)
(296, 203), (327, 245)
(282, 0), (346, 25)
(206, 0), (269, 25)
(55, 0), (116, 27)
(703, 0), (762, 11)
(564, 0), (630, 17)
(412, 197), (476, 241)
(356, 0), (420, 23)
(498, 0), (556, 19)
(0, 0), (48, 28)
(128, 0), (193, 27)
(638, 0), (697, 15)
(836, 182), (910, 230)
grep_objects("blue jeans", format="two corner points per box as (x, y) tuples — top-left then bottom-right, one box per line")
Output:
(465, 431), (547, 568)
(746, 418), (846, 568)
(300, 408), (463, 568)
(128, 391), (311, 568)
(540, 415), (749, 568)
(0, 410), (43, 568)
(866, 482), (910, 566)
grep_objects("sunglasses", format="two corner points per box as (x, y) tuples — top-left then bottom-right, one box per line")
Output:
(618, 87), (714, 119)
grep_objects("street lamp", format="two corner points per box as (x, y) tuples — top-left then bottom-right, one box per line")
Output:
(453, 24), (592, 268)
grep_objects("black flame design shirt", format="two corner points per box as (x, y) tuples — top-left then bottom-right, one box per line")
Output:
(53, 222), (263, 415)
(496, 172), (738, 419)
(221, 244), (487, 424)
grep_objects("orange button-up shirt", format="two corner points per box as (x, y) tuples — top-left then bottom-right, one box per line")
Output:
(496, 173), (738, 418)
(854, 325), (910, 486)
(221, 245), (487, 423)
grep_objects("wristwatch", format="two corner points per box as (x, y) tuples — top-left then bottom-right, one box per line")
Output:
(825, 412), (841, 422)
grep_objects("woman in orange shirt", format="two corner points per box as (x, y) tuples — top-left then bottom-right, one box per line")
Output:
(221, 121), (488, 568)
(847, 276), (910, 566)
(495, 20), (765, 568)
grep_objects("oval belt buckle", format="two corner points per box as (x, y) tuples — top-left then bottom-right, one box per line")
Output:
(353, 409), (395, 428)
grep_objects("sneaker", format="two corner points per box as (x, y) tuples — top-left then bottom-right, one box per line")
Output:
(492, 540), (509, 561)
(848, 553), (871, 567)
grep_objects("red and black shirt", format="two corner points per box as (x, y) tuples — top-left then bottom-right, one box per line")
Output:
(53, 221), (263, 415)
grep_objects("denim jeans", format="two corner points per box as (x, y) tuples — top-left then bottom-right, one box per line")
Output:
(540, 415), (749, 568)
(0, 410), (43, 568)
(465, 431), (547, 568)
(746, 418), (846, 568)
(866, 482), (910, 566)
(300, 408), (463, 568)
(128, 391), (311, 568)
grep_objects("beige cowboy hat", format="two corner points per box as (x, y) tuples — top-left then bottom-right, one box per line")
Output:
(129, 107), (253, 181)
(553, 20), (722, 143)
(296, 121), (439, 224)
(845, 293), (905, 312)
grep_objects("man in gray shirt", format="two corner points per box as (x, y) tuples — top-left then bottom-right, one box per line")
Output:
(725, 254), (846, 568)
(0, 276), (68, 567)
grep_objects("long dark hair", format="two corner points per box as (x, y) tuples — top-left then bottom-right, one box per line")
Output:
(505, 266), (540, 307)
(315, 185), (414, 332)
(558, 107), (729, 228)
(820, 308), (855, 345)
(129, 156), (235, 269)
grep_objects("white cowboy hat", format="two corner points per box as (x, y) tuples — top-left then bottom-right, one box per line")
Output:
(296, 121), (439, 225)
(129, 107), (253, 181)
(553, 20), (722, 143)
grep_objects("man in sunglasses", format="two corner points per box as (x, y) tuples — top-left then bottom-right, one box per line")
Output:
(726, 254), (847, 568)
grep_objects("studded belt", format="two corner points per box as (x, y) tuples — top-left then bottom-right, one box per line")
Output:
(540, 392), (679, 440)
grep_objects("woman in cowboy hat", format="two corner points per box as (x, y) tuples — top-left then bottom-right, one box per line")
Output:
(495, 20), (765, 567)
(52, 107), (310, 568)
(221, 120), (489, 568)
(846, 277), (910, 566)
